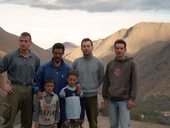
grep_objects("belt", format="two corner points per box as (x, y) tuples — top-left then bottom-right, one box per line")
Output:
(11, 81), (33, 86)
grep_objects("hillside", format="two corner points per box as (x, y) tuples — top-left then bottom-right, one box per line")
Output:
(0, 27), (71, 64)
(134, 41), (170, 109)
(63, 22), (170, 109)
(100, 41), (170, 109)
(1, 22), (170, 126)
(0, 27), (51, 63)
(64, 22), (170, 62)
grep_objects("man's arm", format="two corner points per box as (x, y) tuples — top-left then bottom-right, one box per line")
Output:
(33, 66), (44, 99)
(98, 60), (104, 86)
(0, 73), (14, 94)
(129, 62), (137, 101)
(128, 62), (138, 109)
(102, 64), (110, 100)
(0, 54), (13, 93)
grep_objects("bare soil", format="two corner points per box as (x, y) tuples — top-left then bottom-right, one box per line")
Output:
(82, 116), (170, 128)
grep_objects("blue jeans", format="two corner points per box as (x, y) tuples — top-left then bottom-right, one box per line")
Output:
(108, 99), (131, 128)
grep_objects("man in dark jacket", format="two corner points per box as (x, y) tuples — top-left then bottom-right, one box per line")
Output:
(33, 43), (71, 128)
(102, 39), (137, 128)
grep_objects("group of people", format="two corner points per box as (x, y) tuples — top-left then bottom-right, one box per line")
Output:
(0, 32), (137, 128)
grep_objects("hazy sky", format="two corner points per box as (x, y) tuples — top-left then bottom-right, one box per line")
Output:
(0, 0), (170, 49)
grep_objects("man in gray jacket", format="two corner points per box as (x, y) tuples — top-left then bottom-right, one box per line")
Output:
(73, 38), (104, 128)
(102, 39), (137, 128)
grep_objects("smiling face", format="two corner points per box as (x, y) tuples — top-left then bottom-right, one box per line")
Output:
(67, 74), (78, 87)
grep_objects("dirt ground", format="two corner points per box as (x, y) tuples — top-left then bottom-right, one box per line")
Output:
(11, 115), (170, 128)
(82, 116), (170, 128)
(1, 106), (169, 128)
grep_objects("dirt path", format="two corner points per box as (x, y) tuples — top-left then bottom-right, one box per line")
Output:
(82, 116), (170, 128)
(13, 115), (170, 128)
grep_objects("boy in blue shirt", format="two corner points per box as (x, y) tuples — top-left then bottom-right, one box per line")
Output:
(59, 70), (85, 128)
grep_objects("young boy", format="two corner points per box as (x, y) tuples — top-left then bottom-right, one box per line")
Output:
(33, 78), (60, 128)
(59, 70), (85, 128)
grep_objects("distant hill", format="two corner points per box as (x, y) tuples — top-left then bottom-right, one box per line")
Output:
(47, 42), (78, 55)
(0, 27), (71, 64)
(63, 42), (78, 49)
(63, 22), (170, 110)
(134, 41), (170, 109)
(1, 22), (170, 110)
(0, 27), (51, 63)
(64, 22), (170, 62)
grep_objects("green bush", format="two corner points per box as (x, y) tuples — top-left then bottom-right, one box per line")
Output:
(131, 108), (170, 125)
(99, 106), (170, 126)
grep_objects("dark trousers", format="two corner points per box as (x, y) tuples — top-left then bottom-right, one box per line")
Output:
(1, 86), (33, 128)
(84, 95), (98, 128)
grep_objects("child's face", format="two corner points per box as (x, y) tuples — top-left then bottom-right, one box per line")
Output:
(44, 82), (54, 93)
(67, 75), (77, 87)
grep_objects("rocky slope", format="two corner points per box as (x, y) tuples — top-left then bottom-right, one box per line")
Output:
(64, 22), (170, 62)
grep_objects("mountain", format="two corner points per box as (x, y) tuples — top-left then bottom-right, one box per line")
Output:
(47, 42), (78, 56)
(134, 41), (170, 109)
(1, 22), (170, 110)
(63, 22), (170, 110)
(64, 22), (170, 62)
(63, 42), (78, 49)
(0, 27), (51, 63)
(0, 27), (71, 64)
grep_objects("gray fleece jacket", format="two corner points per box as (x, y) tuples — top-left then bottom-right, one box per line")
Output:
(102, 56), (137, 101)
(73, 55), (104, 97)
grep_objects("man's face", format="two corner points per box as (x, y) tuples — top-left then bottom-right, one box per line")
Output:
(114, 43), (126, 59)
(81, 41), (93, 56)
(52, 48), (64, 63)
(19, 36), (32, 50)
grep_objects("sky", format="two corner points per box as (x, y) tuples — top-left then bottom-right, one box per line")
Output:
(0, 0), (170, 49)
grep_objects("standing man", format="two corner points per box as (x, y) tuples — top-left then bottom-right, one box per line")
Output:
(33, 43), (71, 127)
(102, 39), (137, 128)
(0, 32), (40, 128)
(73, 38), (104, 128)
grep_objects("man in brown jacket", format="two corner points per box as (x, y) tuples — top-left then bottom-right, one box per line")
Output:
(102, 39), (137, 128)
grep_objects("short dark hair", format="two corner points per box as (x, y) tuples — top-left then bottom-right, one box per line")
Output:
(52, 43), (65, 52)
(20, 32), (32, 41)
(67, 70), (78, 78)
(81, 38), (93, 47)
(114, 39), (127, 49)
(44, 78), (55, 85)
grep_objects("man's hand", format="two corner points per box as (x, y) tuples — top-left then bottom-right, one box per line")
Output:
(1, 83), (14, 94)
(76, 83), (81, 95)
(127, 100), (135, 109)
(34, 121), (39, 128)
(36, 92), (43, 100)
(53, 123), (58, 128)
